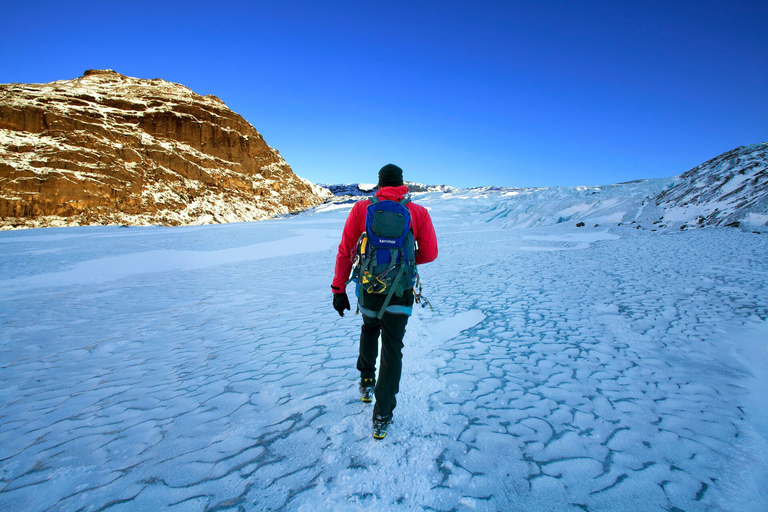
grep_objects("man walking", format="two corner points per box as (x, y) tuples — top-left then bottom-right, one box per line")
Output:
(332, 164), (438, 439)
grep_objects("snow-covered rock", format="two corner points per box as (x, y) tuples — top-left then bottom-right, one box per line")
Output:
(0, 69), (331, 229)
(651, 143), (768, 229)
(321, 183), (379, 197)
(405, 182), (457, 193)
(421, 178), (676, 230)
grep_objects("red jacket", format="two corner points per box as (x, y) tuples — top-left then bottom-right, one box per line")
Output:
(332, 185), (438, 293)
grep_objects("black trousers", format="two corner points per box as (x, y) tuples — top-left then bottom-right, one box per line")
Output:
(356, 313), (411, 419)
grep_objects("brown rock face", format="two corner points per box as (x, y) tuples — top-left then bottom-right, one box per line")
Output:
(0, 69), (330, 228)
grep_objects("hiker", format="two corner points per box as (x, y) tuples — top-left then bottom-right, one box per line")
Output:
(332, 164), (438, 439)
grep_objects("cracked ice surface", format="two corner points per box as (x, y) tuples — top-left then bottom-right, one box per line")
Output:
(1, 195), (767, 511)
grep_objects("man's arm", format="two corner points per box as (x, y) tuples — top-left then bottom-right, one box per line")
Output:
(332, 202), (365, 293)
(414, 207), (438, 265)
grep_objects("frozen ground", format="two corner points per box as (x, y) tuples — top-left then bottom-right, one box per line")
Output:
(1, 189), (767, 511)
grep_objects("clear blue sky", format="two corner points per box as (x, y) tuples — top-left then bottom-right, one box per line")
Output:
(1, 1), (766, 188)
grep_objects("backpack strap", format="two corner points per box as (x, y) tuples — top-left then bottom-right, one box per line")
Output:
(375, 248), (407, 319)
(369, 195), (379, 205)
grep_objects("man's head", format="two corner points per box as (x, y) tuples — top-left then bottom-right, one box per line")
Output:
(378, 164), (404, 188)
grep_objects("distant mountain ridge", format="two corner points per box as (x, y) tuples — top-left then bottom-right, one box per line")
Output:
(0, 70), (330, 229)
(323, 144), (767, 232)
(321, 182), (455, 203)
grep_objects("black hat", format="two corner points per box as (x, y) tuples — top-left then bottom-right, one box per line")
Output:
(378, 164), (404, 188)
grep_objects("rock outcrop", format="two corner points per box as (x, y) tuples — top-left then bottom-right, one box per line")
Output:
(651, 143), (768, 229)
(0, 69), (330, 229)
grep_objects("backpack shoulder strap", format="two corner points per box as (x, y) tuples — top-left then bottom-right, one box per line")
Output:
(399, 196), (411, 206)
(369, 195), (379, 205)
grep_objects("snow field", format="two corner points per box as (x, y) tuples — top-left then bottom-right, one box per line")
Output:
(1, 192), (767, 511)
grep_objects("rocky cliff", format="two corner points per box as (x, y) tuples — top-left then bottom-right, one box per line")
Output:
(0, 69), (330, 229)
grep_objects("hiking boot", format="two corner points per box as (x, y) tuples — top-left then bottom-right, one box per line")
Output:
(359, 378), (375, 403)
(372, 414), (392, 440)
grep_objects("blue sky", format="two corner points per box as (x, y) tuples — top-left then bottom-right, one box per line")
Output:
(1, 1), (766, 188)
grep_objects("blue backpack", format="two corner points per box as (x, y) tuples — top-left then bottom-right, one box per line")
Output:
(348, 196), (418, 318)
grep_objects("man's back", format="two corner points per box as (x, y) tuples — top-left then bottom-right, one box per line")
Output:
(332, 184), (437, 295)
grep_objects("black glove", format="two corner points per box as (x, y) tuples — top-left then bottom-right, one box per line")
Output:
(333, 293), (351, 317)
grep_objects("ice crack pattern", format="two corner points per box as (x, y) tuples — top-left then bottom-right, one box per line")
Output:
(1, 197), (767, 511)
